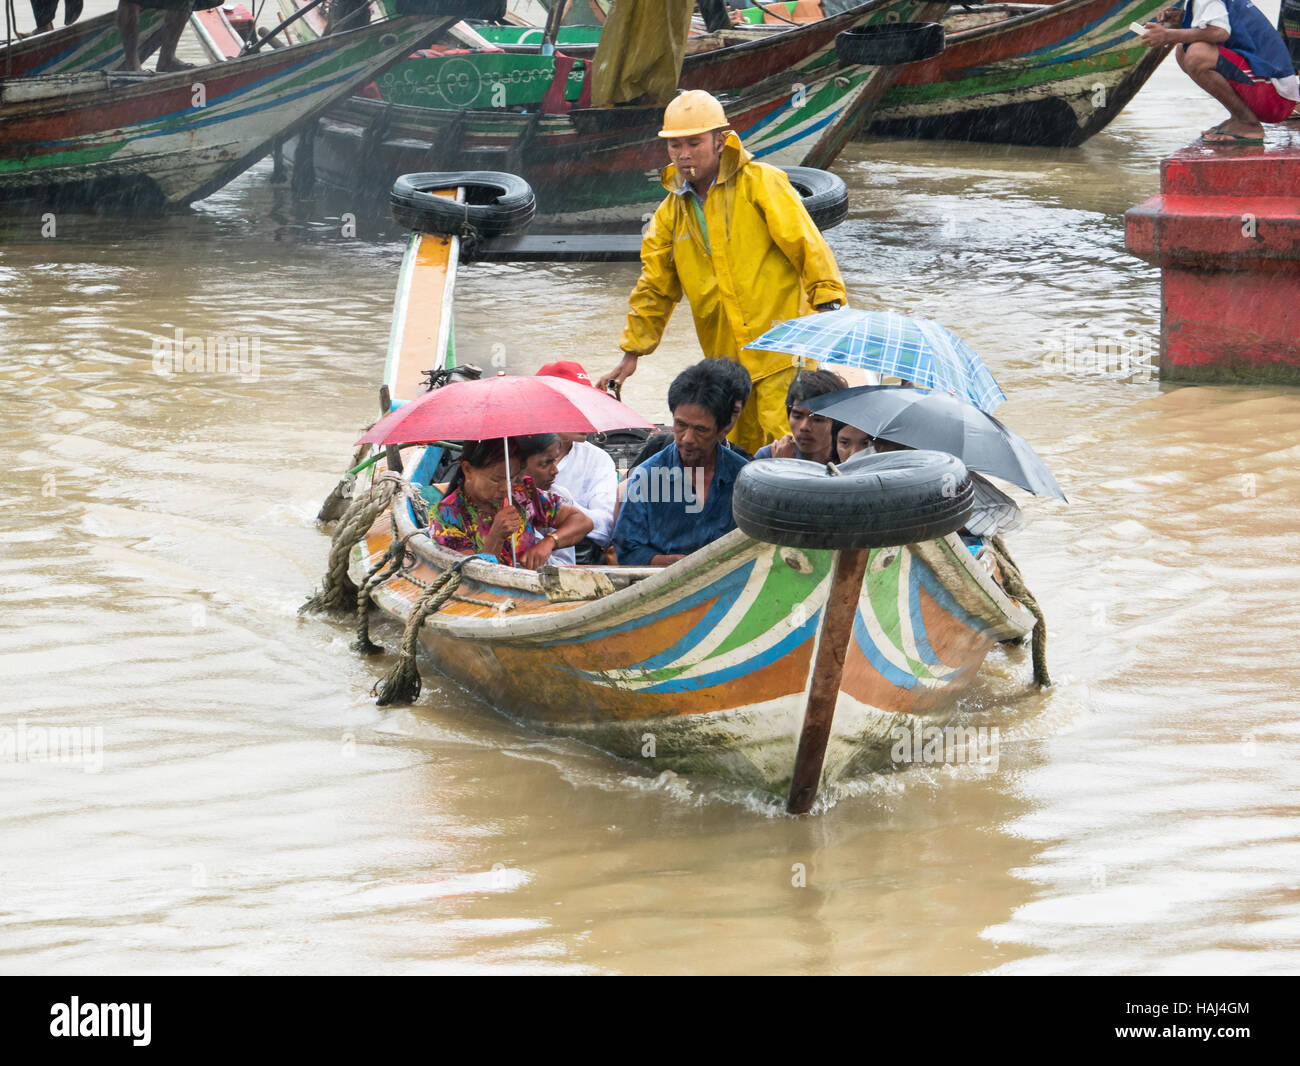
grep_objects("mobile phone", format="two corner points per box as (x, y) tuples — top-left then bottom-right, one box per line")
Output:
(1130, 21), (1150, 35)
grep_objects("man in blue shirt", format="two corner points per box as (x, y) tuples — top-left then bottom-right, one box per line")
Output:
(612, 361), (749, 566)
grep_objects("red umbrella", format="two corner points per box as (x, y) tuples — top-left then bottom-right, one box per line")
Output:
(359, 375), (654, 567)
(357, 374), (654, 446)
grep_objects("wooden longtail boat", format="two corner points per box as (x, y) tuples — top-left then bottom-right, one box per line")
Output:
(198, 0), (950, 215)
(1281, 0), (1300, 69)
(316, 181), (1036, 809)
(865, 0), (1174, 147)
(0, 10), (165, 78)
(0, 13), (470, 211)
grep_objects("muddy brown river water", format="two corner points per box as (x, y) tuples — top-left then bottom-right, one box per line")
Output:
(1, 3), (1298, 975)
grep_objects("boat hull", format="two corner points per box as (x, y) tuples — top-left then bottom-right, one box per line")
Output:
(0, 17), (457, 211)
(263, 0), (950, 215)
(0, 10), (165, 78)
(865, 0), (1173, 148)
(348, 489), (1032, 796)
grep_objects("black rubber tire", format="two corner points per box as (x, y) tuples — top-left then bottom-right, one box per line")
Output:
(391, 0), (506, 17)
(777, 165), (848, 232)
(733, 451), (974, 551)
(835, 23), (946, 66)
(390, 171), (536, 238)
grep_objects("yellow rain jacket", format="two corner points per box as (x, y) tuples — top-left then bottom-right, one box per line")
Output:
(590, 0), (695, 108)
(619, 132), (848, 451)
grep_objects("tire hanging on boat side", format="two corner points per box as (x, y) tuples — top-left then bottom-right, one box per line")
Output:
(390, 171), (537, 238)
(732, 451), (974, 551)
(776, 165), (849, 232)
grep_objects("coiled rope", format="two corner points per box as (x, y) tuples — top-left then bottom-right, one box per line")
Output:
(373, 557), (471, 706)
(988, 535), (1050, 688)
(317, 437), (373, 523)
(300, 471), (402, 615)
(352, 527), (416, 655)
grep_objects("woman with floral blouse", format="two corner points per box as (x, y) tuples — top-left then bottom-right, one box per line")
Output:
(430, 437), (593, 569)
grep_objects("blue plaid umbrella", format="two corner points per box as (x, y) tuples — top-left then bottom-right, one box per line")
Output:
(743, 309), (1006, 413)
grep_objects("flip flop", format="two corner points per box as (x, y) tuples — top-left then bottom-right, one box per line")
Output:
(1200, 129), (1264, 145)
(1202, 120), (1230, 136)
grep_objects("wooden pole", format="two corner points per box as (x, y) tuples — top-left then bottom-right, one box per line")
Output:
(786, 547), (870, 814)
(378, 385), (403, 475)
(541, 0), (570, 52)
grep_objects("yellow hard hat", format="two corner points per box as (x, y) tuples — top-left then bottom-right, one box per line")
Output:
(658, 90), (729, 138)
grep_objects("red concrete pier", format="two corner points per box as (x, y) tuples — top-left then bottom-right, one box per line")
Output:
(1126, 123), (1300, 383)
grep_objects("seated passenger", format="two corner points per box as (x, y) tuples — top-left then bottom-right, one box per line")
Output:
(869, 434), (1024, 541)
(836, 424), (874, 460)
(511, 432), (563, 492)
(535, 363), (620, 564)
(626, 359), (755, 471)
(431, 437), (592, 570)
(754, 369), (849, 463)
(610, 360), (748, 567)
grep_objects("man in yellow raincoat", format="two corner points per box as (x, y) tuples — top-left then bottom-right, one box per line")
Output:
(596, 90), (848, 455)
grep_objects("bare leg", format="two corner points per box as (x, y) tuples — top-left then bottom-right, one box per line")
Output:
(1178, 41), (1262, 137)
(154, 7), (195, 71)
(117, 1), (141, 71)
(29, 0), (58, 32)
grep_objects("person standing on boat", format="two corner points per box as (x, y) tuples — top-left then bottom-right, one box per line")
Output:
(1139, 0), (1300, 144)
(117, 0), (219, 73)
(28, 0), (82, 35)
(611, 360), (748, 567)
(595, 89), (848, 456)
(752, 369), (849, 463)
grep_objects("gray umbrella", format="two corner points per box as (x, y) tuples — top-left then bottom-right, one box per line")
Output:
(809, 385), (1066, 501)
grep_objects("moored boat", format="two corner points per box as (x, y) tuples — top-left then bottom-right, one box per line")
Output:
(1281, 0), (1300, 68)
(865, 0), (1174, 147)
(308, 171), (1041, 811)
(0, 8), (488, 212)
(197, 0), (951, 216)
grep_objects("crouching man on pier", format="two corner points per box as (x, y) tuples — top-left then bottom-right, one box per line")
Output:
(1139, 0), (1300, 144)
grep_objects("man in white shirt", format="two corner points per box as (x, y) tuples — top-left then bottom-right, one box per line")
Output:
(536, 362), (619, 565)
(1139, 0), (1300, 144)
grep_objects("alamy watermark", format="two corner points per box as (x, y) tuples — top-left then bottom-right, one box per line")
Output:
(0, 719), (103, 773)
(625, 465), (703, 514)
(1041, 330), (1156, 382)
(890, 722), (999, 773)
(152, 327), (260, 382)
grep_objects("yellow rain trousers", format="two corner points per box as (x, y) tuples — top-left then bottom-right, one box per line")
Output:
(590, 0), (695, 108)
(619, 133), (848, 454)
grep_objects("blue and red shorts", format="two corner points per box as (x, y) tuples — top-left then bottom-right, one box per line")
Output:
(1215, 46), (1298, 123)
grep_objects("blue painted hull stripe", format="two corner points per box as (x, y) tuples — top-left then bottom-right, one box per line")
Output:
(537, 559), (757, 647)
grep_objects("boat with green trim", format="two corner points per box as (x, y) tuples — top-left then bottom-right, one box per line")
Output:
(196, 0), (950, 216)
(864, 0), (1175, 147)
(0, 10), (478, 212)
(1280, 0), (1300, 69)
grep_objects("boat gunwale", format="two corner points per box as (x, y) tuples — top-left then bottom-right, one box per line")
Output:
(0, 15), (450, 118)
(354, 470), (1036, 646)
(935, 0), (1162, 47)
